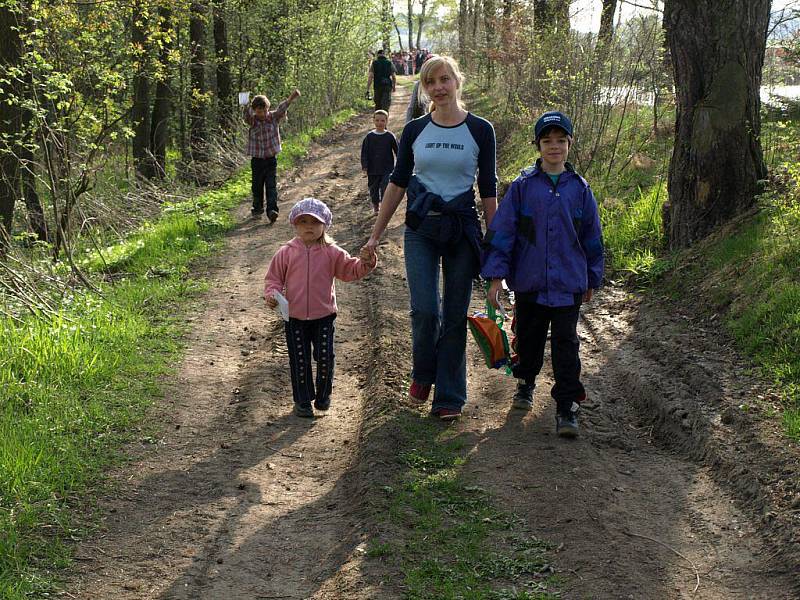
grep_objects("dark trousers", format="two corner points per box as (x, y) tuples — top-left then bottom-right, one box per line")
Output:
(367, 173), (390, 208)
(285, 314), (336, 408)
(374, 85), (392, 111)
(511, 296), (585, 413)
(251, 156), (278, 215)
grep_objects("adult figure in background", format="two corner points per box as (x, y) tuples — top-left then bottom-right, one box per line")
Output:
(406, 54), (432, 123)
(366, 49), (396, 111)
(363, 55), (497, 420)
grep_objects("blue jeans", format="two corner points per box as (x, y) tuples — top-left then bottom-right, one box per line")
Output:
(404, 217), (478, 410)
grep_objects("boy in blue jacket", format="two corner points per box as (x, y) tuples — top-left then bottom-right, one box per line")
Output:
(482, 111), (604, 437)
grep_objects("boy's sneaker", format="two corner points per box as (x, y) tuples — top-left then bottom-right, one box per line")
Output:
(267, 209), (279, 223)
(511, 381), (534, 410)
(294, 403), (314, 418)
(409, 381), (431, 403)
(556, 402), (580, 438)
(430, 406), (461, 421)
(314, 398), (331, 411)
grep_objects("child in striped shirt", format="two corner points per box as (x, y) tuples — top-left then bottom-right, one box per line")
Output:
(244, 89), (301, 221)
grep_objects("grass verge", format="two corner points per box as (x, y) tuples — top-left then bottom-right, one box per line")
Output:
(367, 413), (560, 599)
(0, 106), (361, 599)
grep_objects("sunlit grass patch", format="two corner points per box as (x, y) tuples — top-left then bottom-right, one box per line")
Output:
(367, 414), (560, 599)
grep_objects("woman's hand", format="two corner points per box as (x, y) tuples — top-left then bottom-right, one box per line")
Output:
(359, 245), (377, 267)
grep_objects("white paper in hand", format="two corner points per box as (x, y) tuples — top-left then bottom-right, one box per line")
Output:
(238, 91), (251, 106)
(273, 291), (290, 321)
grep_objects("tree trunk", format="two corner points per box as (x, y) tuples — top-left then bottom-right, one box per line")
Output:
(381, 0), (392, 51)
(458, 0), (467, 61)
(189, 0), (207, 165)
(596, 0), (617, 58)
(663, 0), (769, 248)
(131, 0), (154, 179)
(392, 13), (405, 51)
(0, 2), (22, 246)
(407, 0), (414, 51)
(533, 0), (569, 33)
(212, 0), (232, 129)
(151, 4), (173, 178)
(415, 0), (429, 50)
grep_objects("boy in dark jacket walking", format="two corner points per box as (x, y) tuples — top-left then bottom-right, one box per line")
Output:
(360, 110), (398, 213)
(482, 111), (604, 437)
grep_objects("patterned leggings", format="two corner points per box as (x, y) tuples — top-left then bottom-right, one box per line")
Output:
(284, 313), (336, 408)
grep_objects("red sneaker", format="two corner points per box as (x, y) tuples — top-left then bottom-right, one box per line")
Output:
(409, 381), (431, 403)
(431, 406), (461, 421)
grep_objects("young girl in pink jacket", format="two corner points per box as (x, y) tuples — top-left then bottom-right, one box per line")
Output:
(264, 198), (377, 417)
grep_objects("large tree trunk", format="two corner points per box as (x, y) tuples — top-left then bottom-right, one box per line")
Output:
(189, 0), (207, 165)
(131, 0), (154, 179)
(0, 2), (22, 246)
(151, 4), (173, 178)
(663, 0), (770, 248)
(212, 0), (232, 129)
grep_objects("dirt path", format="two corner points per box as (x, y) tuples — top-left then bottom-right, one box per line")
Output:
(66, 86), (799, 599)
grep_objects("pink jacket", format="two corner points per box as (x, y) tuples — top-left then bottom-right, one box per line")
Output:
(264, 238), (375, 320)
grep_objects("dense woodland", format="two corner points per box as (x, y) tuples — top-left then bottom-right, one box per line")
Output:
(0, 0), (794, 259)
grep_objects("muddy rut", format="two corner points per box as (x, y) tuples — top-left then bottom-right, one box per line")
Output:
(66, 86), (799, 599)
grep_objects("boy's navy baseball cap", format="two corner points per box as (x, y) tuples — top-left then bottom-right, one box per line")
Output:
(534, 111), (573, 141)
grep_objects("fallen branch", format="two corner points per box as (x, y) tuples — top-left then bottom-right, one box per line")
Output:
(623, 530), (700, 594)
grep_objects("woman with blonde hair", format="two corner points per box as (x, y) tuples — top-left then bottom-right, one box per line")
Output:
(363, 54), (497, 420)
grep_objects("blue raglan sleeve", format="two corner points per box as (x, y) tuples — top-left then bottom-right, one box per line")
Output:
(481, 181), (519, 279)
(467, 115), (498, 199)
(581, 186), (604, 289)
(389, 118), (424, 188)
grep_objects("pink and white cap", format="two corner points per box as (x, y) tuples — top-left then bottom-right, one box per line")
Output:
(288, 197), (333, 229)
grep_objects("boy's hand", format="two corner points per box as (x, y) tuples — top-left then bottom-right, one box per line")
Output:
(583, 289), (594, 303)
(288, 89), (301, 102)
(359, 246), (377, 267)
(266, 296), (278, 309)
(487, 279), (503, 310)
(362, 169), (368, 178)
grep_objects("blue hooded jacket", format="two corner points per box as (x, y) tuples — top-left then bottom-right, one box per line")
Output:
(481, 160), (604, 306)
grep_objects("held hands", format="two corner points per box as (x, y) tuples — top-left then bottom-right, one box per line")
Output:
(359, 245), (377, 268)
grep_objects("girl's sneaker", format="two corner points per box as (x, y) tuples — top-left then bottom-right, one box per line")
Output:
(430, 406), (461, 421)
(294, 403), (314, 418)
(409, 381), (431, 403)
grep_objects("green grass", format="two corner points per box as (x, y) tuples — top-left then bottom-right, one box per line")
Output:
(0, 106), (360, 599)
(659, 179), (800, 438)
(367, 414), (559, 599)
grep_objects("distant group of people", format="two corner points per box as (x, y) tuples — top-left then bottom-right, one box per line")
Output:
(242, 52), (604, 440)
(389, 47), (430, 76)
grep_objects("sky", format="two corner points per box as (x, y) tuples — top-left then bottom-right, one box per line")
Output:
(570, 0), (798, 34)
